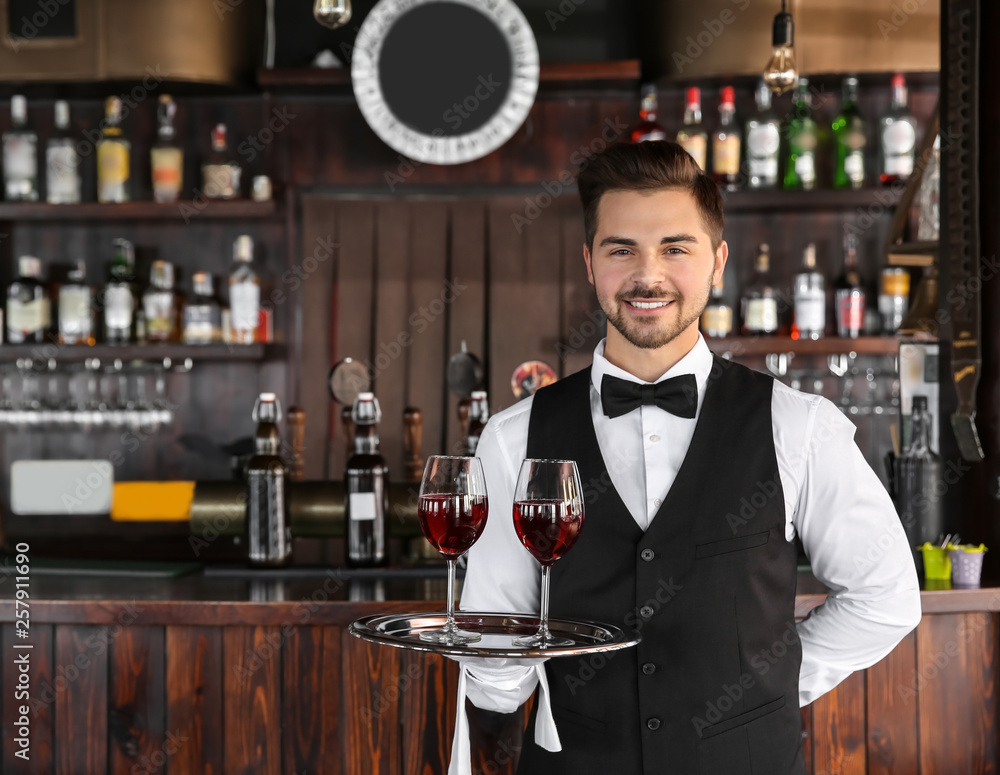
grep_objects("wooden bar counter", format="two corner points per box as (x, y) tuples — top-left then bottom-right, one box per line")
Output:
(0, 567), (996, 774)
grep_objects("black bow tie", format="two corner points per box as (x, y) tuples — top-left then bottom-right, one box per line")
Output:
(601, 373), (698, 419)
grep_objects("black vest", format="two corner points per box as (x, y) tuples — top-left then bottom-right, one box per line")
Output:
(517, 357), (806, 775)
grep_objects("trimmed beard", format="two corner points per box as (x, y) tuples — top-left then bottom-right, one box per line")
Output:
(601, 273), (715, 350)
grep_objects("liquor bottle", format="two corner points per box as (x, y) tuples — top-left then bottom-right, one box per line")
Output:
(741, 244), (779, 335)
(3, 95), (38, 201)
(630, 84), (667, 143)
(676, 87), (707, 171)
(97, 97), (131, 203)
(345, 392), (389, 568)
(880, 74), (918, 186)
(183, 271), (223, 344)
(46, 100), (81, 204)
(104, 238), (137, 344)
(201, 123), (242, 200)
(835, 231), (866, 338)
(58, 260), (94, 345)
(879, 267), (910, 334)
(142, 260), (179, 343)
(746, 80), (781, 189)
(245, 393), (293, 567)
(894, 395), (943, 552)
(151, 95), (183, 204)
(700, 278), (732, 338)
(229, 235), (260, 344)
(783, 77), (818, 191)
(792, 243), (825, 340)
(712, 86), (741, 191)
(466, 390), (489, 455)
(6, 256), (49, 343)
(833, 76), (867, 190)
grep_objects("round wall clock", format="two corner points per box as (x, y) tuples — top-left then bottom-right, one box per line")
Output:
(351, 0), (540, 165)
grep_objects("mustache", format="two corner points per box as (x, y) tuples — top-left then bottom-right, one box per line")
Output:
(616, 287), (677, 302)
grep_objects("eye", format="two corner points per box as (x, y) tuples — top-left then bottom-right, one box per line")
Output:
(610, 248), (632, 256)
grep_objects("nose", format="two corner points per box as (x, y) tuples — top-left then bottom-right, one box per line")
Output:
(629, 250), (669, 290)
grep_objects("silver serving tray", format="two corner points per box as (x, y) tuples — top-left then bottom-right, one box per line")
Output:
(348, 611), (641, 658)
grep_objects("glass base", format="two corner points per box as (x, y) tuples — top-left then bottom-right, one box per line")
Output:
(513, 631), (574, 648)
(419, 626), (482, 644)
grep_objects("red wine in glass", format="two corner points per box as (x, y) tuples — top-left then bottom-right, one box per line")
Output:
(511, 459), (585, 648)
(513, 499), (584, 565)
(416, 455), (489, 644)
(418, 493), (489, 560)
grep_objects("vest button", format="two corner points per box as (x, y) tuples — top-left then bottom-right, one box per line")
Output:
(640, 548), (655, 562)
(640, 605), (654, 619)
(642, 662), (656, 675)
(647, 718), (661, 731)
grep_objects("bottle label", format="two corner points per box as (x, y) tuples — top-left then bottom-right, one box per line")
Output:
(97, 142), (129, 188)
(794, 153), (816, 183)
(151, 147), (183, 202)
(678, 135), (707, 171)
(884, 121), (916, 176)
(749, 157), (778, 182)
(349, 492), (378, 521)
(4, 136), (37, 180)
(104, 285), (134, 330)
(59, 287), (91, 335)
(836, 290), (866, 333)
(713, 135), (741, 176)
(144, 294), (174, 338)
(746, 298), (778, 332)
(202, 163), (236, 199)
(701, 306), (732, 336)
(747, 124), (780, 157)
(794, 291), (825, 332)
(231, 282), (260, 332)
(844, 151), (865, 184)
(46, 145), (80, 202)
(885, 152), (915, 177)
(7, 298), (45, 336)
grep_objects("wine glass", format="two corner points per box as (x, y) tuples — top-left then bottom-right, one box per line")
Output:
(511, 459), (585, 648)
(417, 455), (489, 644)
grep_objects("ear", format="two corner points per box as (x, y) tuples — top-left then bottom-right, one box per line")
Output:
(714, 241), (729, 285)
(583, 243), (595, 286)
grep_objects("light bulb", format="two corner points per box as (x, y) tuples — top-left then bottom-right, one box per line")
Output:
(763, 46), (798, 94)
(314, 0), (352, 29)
(763, 3), (798, 94)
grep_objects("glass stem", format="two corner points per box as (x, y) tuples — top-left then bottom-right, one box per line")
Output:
(445, 558), (457, 632)
(539, 564), (552, 640)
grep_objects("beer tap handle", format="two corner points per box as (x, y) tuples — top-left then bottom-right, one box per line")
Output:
(403, 406), (424, 482)
(287, 406), (306, 481)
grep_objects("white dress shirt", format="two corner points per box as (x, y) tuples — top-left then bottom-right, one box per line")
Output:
(448, 335), (922, 774)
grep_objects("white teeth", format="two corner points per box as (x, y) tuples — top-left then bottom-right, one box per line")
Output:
(629, 300), (670, 309)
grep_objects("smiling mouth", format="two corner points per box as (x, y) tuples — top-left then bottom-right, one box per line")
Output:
(623, 299), (673, 310)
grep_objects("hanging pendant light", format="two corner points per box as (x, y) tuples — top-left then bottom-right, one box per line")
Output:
(763, 0), (798, 94)
(314, 0), (352, 29)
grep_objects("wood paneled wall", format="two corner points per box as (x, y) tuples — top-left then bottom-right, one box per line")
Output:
(301, 194), (593, 482)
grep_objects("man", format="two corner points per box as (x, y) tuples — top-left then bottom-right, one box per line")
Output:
(451, 141), (921, 774)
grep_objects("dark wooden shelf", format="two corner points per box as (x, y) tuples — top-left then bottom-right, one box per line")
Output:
(0, 198), (279, 222)
(257, 60), (642, 92)
(721, 187), (904, 213)
(0, 343), (282, 363)
(706, 336), (905, 357)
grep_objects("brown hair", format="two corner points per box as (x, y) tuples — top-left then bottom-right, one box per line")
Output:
(576, 140), (724, 252)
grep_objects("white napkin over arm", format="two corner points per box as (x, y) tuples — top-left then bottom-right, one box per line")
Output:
(447, 657), (561, 775)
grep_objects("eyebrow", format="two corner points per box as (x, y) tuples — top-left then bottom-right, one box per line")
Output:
(598, 234), (700, 248)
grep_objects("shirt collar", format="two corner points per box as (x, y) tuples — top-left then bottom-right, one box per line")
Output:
(590, 334), (715, 397)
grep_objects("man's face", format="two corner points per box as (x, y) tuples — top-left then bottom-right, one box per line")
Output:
(583, 188), (726, 351)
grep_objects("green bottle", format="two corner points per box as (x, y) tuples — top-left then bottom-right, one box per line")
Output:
(833, 76), (867, 190)
(783, 77), (818, 191)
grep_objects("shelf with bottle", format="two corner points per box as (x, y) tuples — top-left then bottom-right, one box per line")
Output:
(629, 72), (929, 198)
(3, 235), (275, 356)
(705, 336), (904, 359)
(0, 93), (279, 218)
